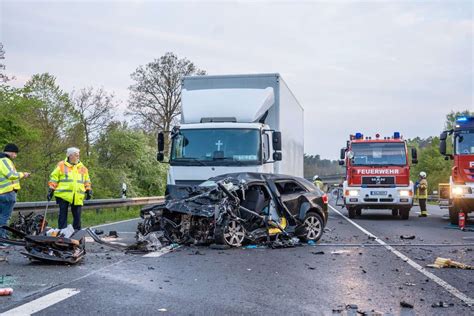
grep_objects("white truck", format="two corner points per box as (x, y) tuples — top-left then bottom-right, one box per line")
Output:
(157, 73), (304, 186)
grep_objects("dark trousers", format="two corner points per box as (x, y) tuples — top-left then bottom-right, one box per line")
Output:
(57, 197), (82, 230)
(419, 199), (427, 213)
(0, 191), (16, 239)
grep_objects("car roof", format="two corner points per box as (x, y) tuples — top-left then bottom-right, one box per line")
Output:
(209, 172), (311, 185)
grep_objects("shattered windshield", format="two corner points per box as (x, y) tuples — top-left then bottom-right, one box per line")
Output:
(455, 131), (474, 155)
(351, 142), (407, 166)
(170, 128), (261, 166)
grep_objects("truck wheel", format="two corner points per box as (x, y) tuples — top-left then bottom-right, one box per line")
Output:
(399, 208), (409, 220)
(356, 209), (362, 216)
(348, 208), (356, 219)
(449, 207), (459, 225)
(392, 209), (399, 217)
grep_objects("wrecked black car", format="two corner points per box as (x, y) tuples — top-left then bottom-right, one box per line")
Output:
(137, 173), (328, 247)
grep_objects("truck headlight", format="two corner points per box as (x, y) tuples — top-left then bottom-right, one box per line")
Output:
(399, 190), (411, 197)
(345, 190), (359, 197)
(452, 186), (465, 196)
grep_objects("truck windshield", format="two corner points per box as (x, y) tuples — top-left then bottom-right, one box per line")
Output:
(170, 128), (261, 166)
(455, 131), (474, 155)
(351, 142), (407, 166)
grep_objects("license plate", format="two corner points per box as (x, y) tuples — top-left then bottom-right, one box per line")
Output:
(371, 191), (387, 196)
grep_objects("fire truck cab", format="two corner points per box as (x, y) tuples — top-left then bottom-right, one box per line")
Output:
(339, 132), (417, 219)
(440, 116), (474, 224)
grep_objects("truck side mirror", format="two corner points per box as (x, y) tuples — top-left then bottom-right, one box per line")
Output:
(340, 148), (345, 160)
(157, 153), (164, 162)
(439, 139), (447, 156)
(273, 132), (282, 151)
(338, 160), (345, 166)
(411, 148), (418, 164)
(273, 152), (282, 161)
(439, 131), (448, 141)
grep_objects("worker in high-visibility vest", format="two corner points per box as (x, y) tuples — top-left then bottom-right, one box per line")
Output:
(417, 171), (428, 217)
(313, 175), (324, 191)
(48, 147), (92, 230)
(0, 143), (30, 247)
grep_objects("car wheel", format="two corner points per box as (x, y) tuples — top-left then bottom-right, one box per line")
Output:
(356, 209), (362, 216)
(217, 219), (246, 247)
(348, 207), (356, 219)
(449, 207), (459, 225)
(400, 208), (410, 220)
(392, 209), (399, 217)
(301, 212), (324, 242)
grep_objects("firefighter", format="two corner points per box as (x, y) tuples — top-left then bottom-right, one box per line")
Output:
(313, 175), (324, 191)
(0, 143), (30, 247)
(47, 147), (92, 230)
(417, 171), (428, 217)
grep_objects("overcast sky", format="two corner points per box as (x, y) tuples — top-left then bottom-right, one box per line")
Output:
(1, 0), (472, 159)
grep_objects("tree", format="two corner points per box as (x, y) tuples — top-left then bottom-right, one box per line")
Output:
(0, 42), (12, 84)
(128, 52), (206, 156)
(71, 87), (117, 156)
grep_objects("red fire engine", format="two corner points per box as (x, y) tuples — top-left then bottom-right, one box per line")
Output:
(339, 132), (418, 219)
(440, 116), (474, 224)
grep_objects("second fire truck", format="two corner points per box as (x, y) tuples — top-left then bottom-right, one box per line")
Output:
(339, 132), (418, 219)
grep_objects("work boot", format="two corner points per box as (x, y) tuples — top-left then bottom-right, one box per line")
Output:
(418, 212), (428, 217)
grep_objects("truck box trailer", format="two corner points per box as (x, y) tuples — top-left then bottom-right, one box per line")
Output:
(157, 73), (304, 185)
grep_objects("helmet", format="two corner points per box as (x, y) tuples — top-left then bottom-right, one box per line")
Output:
(419, 171), (427, 178)
(313, 175), (320, 181)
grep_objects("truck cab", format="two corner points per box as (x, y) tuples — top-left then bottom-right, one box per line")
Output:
(339, 132), (417, 219)
(440, 116), (474, 224)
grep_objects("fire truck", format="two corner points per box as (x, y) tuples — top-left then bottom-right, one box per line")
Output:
(339, 132), (418, 219)
(440, 116), (474, 224)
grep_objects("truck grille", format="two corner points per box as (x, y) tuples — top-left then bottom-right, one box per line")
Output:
(362, 176), (395, 187)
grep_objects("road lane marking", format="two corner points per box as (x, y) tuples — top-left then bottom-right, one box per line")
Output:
(328, 204), (474, 306)
(1, 288), (80, 316)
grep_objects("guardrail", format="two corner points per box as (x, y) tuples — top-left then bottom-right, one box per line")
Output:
(13, 196), (165, 215)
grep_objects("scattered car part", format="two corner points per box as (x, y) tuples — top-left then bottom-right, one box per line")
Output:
(9, 212), (46, 236)
(427, 257), (474, 269)
(400, 235), (415, 240)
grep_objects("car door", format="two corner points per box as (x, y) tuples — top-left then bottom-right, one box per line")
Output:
(275, 180), (308, 216)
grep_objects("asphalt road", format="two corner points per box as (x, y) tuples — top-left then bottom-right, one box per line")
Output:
(1, 203), (473, 315)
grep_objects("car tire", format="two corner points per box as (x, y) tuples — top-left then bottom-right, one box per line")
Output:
(215, 218), (246, 247)
(348, 207), (356, 219)
(400, 208), (410, 220)
(449, 207), (459, 225)
(301, 212), (324, 242)
(356, 209), (362, 216)
(392, 209), (399, 217)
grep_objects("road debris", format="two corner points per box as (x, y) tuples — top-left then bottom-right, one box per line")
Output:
(400, 235), (415, 240)
(404, 282), (416, 286)
(400, 301), (413, 308)
(427, 257), (474, 270)
(94, 229), (104, 235)
(431, 301), (454, 308)
(0, 256), (7, 263)
(311, 251), (325, 255)
(108, 231), (119, 238)
(331, 250), (350, 255)
(0, 225), (86, 264)
(0, 288), (13, 296)
(9, 212), (46, 236)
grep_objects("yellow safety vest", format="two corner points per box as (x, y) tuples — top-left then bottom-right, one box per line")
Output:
(0, 156), (24, 194)
(417, 179), (428, 199)
(48, 159), (91, 206)
(314, 180), (324, 190)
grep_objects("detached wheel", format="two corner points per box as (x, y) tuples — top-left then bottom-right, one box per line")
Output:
(400, 208), (410, 220)
(216, 219), (246, 247)
(392, 209), (399, 217)
(449, 207), (459, 225)
(348, 207), (356, 219)
(301, 212), (324, 242)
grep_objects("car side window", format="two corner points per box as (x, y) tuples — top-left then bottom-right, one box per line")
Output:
(276, 181), (307, 195)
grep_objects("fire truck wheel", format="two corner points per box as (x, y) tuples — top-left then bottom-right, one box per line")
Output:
(449, 207), (459, 225)
(399, 208), (409, 220)
(348, 208), (356, 219)
(392, 209), (399, 217)
(356, 209), (362, 216)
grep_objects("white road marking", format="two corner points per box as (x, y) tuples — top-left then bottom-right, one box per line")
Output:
(1, 288), (80, 316)
(328, 204), (474, 306)
(143, 245), (178, 258)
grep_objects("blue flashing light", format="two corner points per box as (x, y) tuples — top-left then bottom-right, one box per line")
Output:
(393, 132), (400, 139)
(355, 132), (363, 139)
(456, 116), (468, 122)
